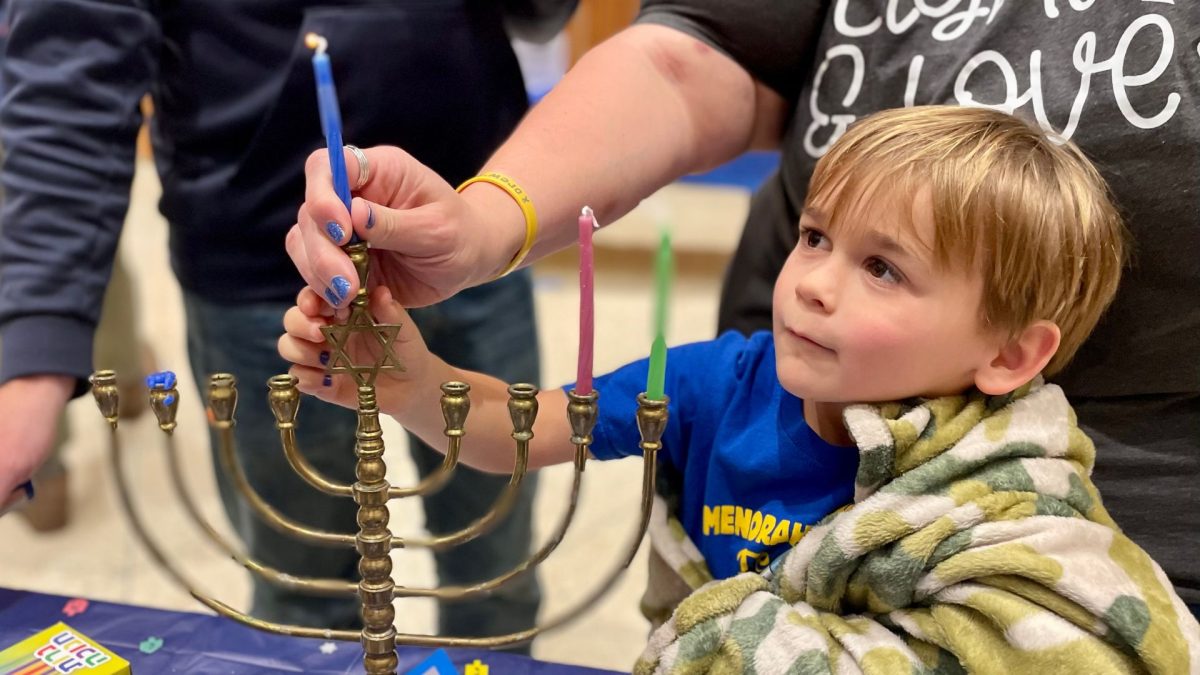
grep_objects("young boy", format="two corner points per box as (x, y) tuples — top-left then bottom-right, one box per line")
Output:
(280, 106), (1199, 671)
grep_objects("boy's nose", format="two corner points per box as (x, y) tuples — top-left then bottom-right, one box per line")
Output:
(794, 264), (837, 313)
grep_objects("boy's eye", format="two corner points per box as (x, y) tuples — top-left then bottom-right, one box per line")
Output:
(865, 257), (903, 284)
(799, 226), (830, 250)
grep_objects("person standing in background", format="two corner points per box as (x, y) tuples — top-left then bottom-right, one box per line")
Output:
(0, 0), (152, 532)
(0, 0), (576, 646)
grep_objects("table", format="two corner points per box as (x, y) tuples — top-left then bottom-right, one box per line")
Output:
(0, 588), (622, 674)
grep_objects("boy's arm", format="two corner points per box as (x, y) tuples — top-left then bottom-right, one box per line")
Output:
(281, 286), (577, 474)
(389, 359), (578, 475)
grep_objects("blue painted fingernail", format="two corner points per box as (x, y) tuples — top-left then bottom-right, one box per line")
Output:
(366, 204), (375, 229)
(325, 221), (345, 242)
(331, 275), (352, 301)
(322, 375), (333, 387)
(324, 288), (341, 306)
(319, 351), (330, 365)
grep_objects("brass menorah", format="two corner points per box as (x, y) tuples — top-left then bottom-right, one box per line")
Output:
(86, 242), (667, 674)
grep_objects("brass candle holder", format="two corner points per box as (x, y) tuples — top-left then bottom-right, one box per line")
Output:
(88, 242), (668, 674)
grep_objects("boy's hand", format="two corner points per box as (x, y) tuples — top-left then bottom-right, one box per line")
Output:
(278, 285), (434, 415)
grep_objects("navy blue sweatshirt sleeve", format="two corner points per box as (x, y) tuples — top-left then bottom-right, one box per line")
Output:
(0, 0), (158, 393)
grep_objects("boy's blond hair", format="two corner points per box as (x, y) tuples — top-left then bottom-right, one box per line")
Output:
(809, 105), (1126, 376)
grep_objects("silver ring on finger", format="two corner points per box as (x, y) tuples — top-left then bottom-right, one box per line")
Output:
(346, 144), (370, 191)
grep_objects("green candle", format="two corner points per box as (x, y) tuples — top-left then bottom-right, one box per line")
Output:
(646, 229), (673, 400)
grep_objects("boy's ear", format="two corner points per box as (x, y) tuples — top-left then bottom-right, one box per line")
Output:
(974, 320), (1061, 395)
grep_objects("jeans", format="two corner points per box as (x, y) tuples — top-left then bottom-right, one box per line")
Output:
(183, 270), (541, 650)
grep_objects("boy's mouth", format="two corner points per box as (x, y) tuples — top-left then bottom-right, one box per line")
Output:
(785, 326), (835, 353)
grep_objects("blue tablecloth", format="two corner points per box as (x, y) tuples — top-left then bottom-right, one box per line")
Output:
(0, 588), (622, 674)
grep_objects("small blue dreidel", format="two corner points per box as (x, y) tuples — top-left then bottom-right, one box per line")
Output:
(146, 371), (180, 434)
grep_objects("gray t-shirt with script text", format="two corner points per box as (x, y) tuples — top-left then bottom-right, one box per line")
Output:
(641, 0), (1200, 603)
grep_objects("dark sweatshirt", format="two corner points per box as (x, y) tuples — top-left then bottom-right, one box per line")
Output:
(0, 0), (574, 391)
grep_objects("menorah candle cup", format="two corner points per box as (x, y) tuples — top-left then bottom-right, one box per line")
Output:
(506, 384), (539, 441)
(566, 389), (599, 447)
(89, 370), (120, 429)
(208, 374), (238, 428)
(635, 393), (670, 452)
(267, 374), (300, 427)
(439, 382), (470, 437)
(149, 383), (180, 435)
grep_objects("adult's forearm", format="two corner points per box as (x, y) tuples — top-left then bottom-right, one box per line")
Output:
(462, 24), (769, 281)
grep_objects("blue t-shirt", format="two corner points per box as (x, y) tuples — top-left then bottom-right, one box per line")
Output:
(573, 331), (859, 579)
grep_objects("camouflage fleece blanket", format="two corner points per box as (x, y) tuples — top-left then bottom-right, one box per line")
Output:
(634, 380), (1200, 674)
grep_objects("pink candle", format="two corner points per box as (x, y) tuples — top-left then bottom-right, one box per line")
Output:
(576, 206), (596, 395)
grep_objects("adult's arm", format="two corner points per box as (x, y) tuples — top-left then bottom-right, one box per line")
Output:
(0, 0), (156, 495)
(291, 22), (788, 307)
(465, 22), (789, 270)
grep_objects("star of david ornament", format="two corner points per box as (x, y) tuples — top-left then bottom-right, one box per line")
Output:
(320, 300), (406, 388)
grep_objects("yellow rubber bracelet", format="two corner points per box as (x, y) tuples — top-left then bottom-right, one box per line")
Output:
(456, 172), (538, 280)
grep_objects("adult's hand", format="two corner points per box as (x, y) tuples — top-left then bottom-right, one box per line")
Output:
(289, 146), (524, 309)
(0, 374), (73, 499)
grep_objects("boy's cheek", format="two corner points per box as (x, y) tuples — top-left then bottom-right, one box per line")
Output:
(770, 277), (794, 315)
(842, 315), (912, 354)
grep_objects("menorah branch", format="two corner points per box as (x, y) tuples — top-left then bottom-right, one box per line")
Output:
(394, 389), (596, 600)
(271, 377), (465, 501)
(100, 422), (359, 642)
(214, 423), (358, 547)
(165, 430), (357, 597)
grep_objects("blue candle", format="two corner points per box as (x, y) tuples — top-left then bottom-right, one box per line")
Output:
(306, 33), (358, 244)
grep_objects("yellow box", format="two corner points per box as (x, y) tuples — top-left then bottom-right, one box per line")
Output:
(0, 622), (130, 674)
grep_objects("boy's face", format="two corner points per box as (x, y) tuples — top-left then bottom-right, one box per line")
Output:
(773, 189), (1002, 404)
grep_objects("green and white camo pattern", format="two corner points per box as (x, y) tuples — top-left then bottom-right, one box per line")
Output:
(634, 380), (1200, 675)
